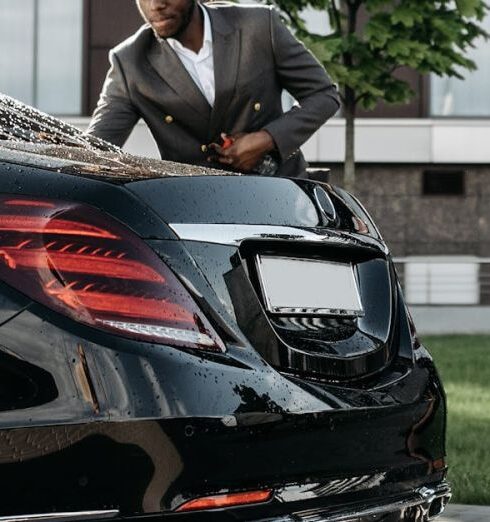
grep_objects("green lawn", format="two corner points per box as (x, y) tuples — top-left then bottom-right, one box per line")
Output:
(423, 335), (490, 505)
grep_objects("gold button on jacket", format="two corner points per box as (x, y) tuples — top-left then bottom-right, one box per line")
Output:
(254, 102), (261, 112)
(201, 144), (208, 153)
(164, 115), (174, 124)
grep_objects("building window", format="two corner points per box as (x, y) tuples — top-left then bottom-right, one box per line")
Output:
(0, 0), (83, 115)
(431, 13), (490, 116)
(423, 170), (465, 196)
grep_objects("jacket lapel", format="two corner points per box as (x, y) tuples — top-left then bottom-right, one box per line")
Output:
(207, 6), (241, 141)
(147, 36), (212, 119)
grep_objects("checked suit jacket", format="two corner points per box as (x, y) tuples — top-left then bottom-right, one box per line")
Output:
(87, 2), (340, 178)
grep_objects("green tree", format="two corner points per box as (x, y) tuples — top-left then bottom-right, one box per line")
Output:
(266, 0), (488, 190)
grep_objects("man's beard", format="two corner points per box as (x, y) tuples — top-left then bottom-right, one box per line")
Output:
(169, 0), (197, 39)
(137, 0), (198, 39)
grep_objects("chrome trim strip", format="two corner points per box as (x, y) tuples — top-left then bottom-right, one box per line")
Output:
(275, 474), (386, 503)
(0, 510), (119, 522)
(267, 307), (364, 317)
(288, 483), (451, 522)
(259, 477), (451, 522)
(168, 224), (354, 247)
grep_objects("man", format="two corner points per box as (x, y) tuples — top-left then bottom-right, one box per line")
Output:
(87, 0), (340, 178)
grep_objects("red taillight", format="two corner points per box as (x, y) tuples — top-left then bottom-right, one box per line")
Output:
(0, 195), (224, 351)
(433, 458), (446, 471)
(0, 215), (119, 238)
(4, 198), (55, 208)
(175, 490), (273, 512)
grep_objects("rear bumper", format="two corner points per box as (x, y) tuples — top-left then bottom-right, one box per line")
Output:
(0, 402), (447, 518)
(1, 482), (451, 521)
(0, 335), (447, 518)
(270, 482), (452, 521)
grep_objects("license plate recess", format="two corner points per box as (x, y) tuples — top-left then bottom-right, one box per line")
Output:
(256, 255), (364, 317)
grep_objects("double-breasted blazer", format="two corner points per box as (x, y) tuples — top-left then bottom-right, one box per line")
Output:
(87, 2), (340, 178)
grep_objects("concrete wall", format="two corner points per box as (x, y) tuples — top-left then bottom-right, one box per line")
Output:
(327, 164), (490, 258)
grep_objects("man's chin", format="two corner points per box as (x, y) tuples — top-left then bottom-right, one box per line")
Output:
(152, 19), (181, 39)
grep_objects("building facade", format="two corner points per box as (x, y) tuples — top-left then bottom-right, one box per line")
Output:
(2, 0), (490, 315)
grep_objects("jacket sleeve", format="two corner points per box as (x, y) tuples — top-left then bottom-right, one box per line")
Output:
(86, 51), (140, 147)
(262, 9), (340, 162)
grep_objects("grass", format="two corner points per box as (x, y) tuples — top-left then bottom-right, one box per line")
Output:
(423, 335), (490, 505)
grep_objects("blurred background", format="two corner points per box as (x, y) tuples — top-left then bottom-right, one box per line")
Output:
(2, 1), (490, 336)
(1, 0), (489, 507)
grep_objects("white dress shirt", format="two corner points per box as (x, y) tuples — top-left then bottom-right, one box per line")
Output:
(167, 5), (215, 107)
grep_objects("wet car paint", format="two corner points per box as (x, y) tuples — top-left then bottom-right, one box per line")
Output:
(0, 291), (446, 516)
(0, 96), (448, 521)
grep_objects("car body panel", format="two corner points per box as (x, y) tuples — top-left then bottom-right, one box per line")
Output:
(0, 95), (448, 521)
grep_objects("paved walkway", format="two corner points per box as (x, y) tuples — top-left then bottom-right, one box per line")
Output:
(439, 504), (490, 522)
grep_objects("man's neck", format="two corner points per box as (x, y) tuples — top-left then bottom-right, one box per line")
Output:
(175, 3), (204, 53)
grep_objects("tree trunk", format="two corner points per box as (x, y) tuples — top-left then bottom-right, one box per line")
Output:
(343, 89), (356, 192)
(341, 1), (358, 193)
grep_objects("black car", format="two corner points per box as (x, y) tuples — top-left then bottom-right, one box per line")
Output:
(0, 95), (449, 522)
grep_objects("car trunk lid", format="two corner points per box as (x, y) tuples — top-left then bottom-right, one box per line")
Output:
(127, 175), (398, 381)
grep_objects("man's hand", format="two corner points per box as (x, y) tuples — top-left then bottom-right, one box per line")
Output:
(208, 131), (275, 172)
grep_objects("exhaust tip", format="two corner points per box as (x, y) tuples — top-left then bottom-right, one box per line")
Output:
(428, 495), (451, 519)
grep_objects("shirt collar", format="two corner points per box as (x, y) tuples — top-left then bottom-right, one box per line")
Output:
(166, 4), (213, 53)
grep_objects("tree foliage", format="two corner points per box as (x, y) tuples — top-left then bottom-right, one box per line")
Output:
(265, 0), (489, 188)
